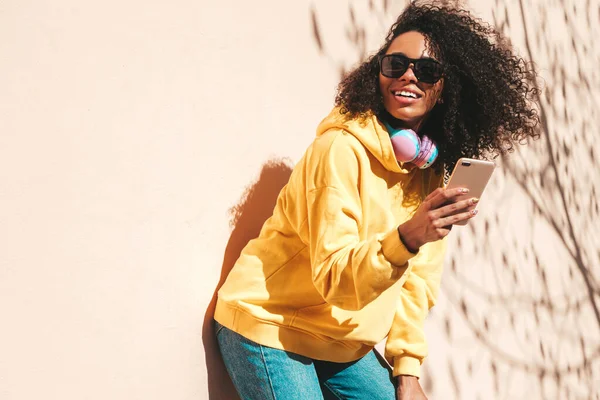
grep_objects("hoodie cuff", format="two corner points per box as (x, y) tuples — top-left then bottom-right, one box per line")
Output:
(392, 355), (421, 378)
(380, 228), (418, 267)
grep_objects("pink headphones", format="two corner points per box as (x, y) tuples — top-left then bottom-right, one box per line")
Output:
(384, 122), (438, 169)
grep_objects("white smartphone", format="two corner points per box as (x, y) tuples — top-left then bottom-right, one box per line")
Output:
(445, 158), (496, 226)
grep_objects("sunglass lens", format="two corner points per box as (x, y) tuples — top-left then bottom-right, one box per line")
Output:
(414, 61), (443, 83)
(381, 55), (409, 78)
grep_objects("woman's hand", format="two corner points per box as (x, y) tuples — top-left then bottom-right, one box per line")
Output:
(397, 375), (428, 400)
(397, 187), (478, 252)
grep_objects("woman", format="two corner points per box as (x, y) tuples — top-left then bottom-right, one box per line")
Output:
(214, 3), (539, 399)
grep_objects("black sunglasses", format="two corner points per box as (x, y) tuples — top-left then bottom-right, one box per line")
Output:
(379, 54), (444, 84)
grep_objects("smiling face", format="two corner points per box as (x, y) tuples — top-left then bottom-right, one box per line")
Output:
(379, 31), (444, 130)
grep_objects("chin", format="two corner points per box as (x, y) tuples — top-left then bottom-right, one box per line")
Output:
(389, 111), (423, 127)
(385, 105), (424, 122)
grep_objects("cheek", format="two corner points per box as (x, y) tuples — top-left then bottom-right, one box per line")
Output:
(423, 84), (443, 109)
(378, 75), (388, 95)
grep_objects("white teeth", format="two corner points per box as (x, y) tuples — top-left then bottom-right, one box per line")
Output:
(395, 90), (417, 98)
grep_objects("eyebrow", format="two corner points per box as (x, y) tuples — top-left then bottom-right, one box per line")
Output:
(388, 52), (439, 62)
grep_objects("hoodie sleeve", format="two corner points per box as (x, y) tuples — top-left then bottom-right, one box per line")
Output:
(384, 170), (447, 378)
(304, 131), (417, 311)
(384, 238), (446, 378)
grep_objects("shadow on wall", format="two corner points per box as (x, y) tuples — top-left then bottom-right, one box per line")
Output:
(202, 158), (294, 400)
(311, 0), (600, 398)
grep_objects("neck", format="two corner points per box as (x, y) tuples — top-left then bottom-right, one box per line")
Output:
(382, 111), (424, 132)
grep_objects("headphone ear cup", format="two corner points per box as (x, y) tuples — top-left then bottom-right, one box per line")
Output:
(412, 135), (438, 169)
(389, 129), (420, 162)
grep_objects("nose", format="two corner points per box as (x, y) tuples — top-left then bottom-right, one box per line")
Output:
(399, 63), (418, 83)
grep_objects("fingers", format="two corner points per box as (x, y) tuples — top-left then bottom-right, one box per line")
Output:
(427, 187), (469, 209)
(433, 209), (478, 228)
(423, 187), (444, 203)
(416, 188), (479, 245)
(434, 197), (479, 218)
(433, 227), (451, 239)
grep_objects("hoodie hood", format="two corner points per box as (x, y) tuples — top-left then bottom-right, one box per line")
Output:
(316, 108), (414, 174)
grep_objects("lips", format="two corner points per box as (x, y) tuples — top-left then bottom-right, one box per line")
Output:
(391, 87), (423, 99)
(390, 88), (421, 106)
(389, 85), (423, 106)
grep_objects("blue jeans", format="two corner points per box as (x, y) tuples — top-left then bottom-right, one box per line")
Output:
(215, 321), (396, 399)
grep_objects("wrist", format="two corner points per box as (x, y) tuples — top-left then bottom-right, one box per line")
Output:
(397, 223), (421, 253)
(397, 374), (419, 388)
(397, 374), (419, 381)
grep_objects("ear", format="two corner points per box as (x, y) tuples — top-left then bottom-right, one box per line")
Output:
(435, 79), (445, 104)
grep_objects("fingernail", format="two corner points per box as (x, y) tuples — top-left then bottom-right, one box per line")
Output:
(461, 188), (469, 193)
(472, 198), (479, 204)
(471, 209), (478, 215)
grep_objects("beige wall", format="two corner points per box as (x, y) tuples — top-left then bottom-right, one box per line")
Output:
(1, 0), (598, 399)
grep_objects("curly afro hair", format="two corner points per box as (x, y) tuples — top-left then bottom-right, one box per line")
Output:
(335, 2), (540, 174)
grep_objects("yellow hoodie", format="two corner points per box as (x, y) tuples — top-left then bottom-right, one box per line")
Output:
(215, 108), (446, 378)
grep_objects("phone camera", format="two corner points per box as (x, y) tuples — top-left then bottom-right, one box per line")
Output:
(461, 161), (472, 167)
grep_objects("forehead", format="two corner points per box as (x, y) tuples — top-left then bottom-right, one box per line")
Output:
(385, 31), (434, 59)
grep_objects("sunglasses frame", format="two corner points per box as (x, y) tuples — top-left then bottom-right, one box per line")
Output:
(379, 53), (444, 84)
